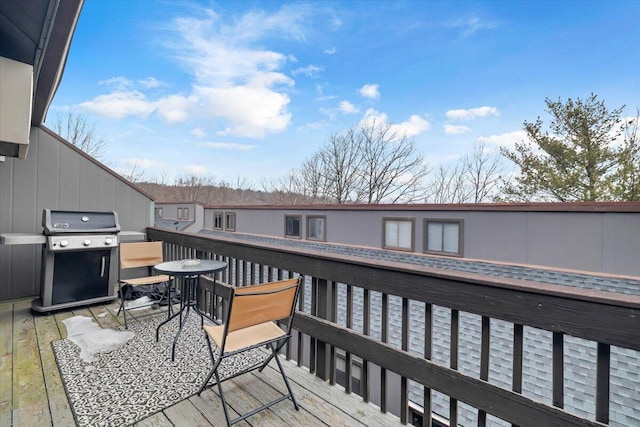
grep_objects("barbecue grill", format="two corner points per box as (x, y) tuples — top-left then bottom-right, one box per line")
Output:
(32, 209), (120, 312)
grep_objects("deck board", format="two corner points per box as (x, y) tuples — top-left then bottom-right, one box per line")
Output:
(2, 298), (403, 427)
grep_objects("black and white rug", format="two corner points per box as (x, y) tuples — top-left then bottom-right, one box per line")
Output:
(52, 313), (267, 427)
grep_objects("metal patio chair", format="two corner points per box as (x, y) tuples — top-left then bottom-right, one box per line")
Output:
(117, 241), (174, 328)
(197, 277), (301, 426)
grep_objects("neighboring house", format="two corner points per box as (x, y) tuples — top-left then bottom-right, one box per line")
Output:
(0, 0), (155, 301)
(200, 203), (640, 278)
(154, 201), (204, 232)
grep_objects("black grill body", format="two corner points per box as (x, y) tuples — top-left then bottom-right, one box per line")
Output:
(32, 209), (120, 312)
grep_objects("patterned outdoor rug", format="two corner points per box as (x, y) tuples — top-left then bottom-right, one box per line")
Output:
(52, 313), (268, 427)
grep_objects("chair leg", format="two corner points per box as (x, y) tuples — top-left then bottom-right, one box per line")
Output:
(198, 334), (221, 396)
(119, 285), (131, 329)
(269, 342), (300, 411)
(215, 371), (233, 427)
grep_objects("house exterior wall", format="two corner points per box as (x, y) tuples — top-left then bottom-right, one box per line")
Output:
(0, 126), (154, 300)
(203, 205), (640, 277)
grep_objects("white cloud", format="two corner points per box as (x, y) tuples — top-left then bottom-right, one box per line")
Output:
(155, 94), (196, 123)
(80, 91), (156, 119)
(202, 142), (258, 151)
(121, 158), (168, 169)
(183, 164), (207, 175)
(98, 76), (134, 90)
(446, 16), (498, 37)
(339, 101), (359, 114)
(478, 130), (526, 152)
(197, 83), (291, 138)
(445, 106), (499, 121)
(360, 108), (430, 139)
(138, 77), (165, 89)
(444, 124), (471, 134)
(359, 84), (380, 99)
(324, 47), (337, 55)
(190, 128), (206, 138)
(292, 65), (322, 77)
(83, 6), (309, 137)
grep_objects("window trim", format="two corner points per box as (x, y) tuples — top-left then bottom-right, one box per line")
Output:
(213, 211), (223, 230)
(423, 218), (464, 257)
(225, 212), (236, 232)
(284, 214), (302, 239)
(306, 215), (326, 241)
(382, 217), (415, 252)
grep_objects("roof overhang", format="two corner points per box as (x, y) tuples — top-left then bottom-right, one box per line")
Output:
(0, 0), (83, 159)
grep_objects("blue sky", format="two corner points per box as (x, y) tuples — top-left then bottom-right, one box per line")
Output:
(46, 0), (640, 186)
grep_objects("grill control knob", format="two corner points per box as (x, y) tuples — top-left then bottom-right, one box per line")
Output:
(83, 239), (92, 246)
(105, 238), (113, 245)
(60, 240), (69, 248)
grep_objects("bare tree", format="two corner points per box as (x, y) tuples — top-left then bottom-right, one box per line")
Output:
(464, 142), (504, 203)
(357, 122), (430, 203)
(53, 110), (106, 160)
(294, 122), (429, 204)
(427, 142), (504, 203)
(427, 163), (470, 203)
(175, 174), (215, 202)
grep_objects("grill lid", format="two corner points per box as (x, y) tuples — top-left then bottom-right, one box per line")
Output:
(42, 209), (120, 235)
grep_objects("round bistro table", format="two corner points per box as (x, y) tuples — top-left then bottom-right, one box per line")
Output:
(154, 259), (227, 361)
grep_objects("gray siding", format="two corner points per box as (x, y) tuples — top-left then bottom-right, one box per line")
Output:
(0, 126), (153, 300)
(203, 207), (640, 277)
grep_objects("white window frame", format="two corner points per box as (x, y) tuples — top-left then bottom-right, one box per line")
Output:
(383, 217), (414, 251)
(306, 215), (326, 241)
(225, 212), (236, 231)
(424, 218), (464, 257)
(213, 212), (223, 230)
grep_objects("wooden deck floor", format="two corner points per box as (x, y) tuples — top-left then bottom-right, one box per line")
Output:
(0, 298), (402, 427)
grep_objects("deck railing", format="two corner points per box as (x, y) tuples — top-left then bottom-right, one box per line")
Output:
(147, 227), (640, 426)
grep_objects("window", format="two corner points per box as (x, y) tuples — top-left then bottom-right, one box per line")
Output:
(383, 218), (414, 251)
(335, 353), (361, 395)
(177, 208), (182, 219)
(182, 207), (189, 220)
(154, 207), (163, 218)
(225, 213), (236, 231)
(213, 212), (223, 230)
(425, 219), (463, 256)
(306, 216), (326, 241)
(285, 215), (301, 238)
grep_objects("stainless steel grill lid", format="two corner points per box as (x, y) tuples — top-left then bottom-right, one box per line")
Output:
(42, 209), (120, 235)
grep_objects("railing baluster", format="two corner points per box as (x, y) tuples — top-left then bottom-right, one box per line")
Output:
(362, 288), (370, 402)
(345, 284), (353, 394)
(553, 332), (564, 409)
(330, 280), (337, 385)
(450, 309), (459, 427)
(423, 302), (432, 427)
(511, 323), (523, 427)
(381, 292), (388, 413)
(310, 277), (317, 375)
(478, 315), (491, 426)
(596, 342), (610, 423)
(297, 275), (305, 367)
(401, 297), (409, 424)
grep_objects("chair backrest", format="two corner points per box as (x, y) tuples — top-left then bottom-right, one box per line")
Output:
(120, 241), (164, 270)
(227, 278), (300, 333)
